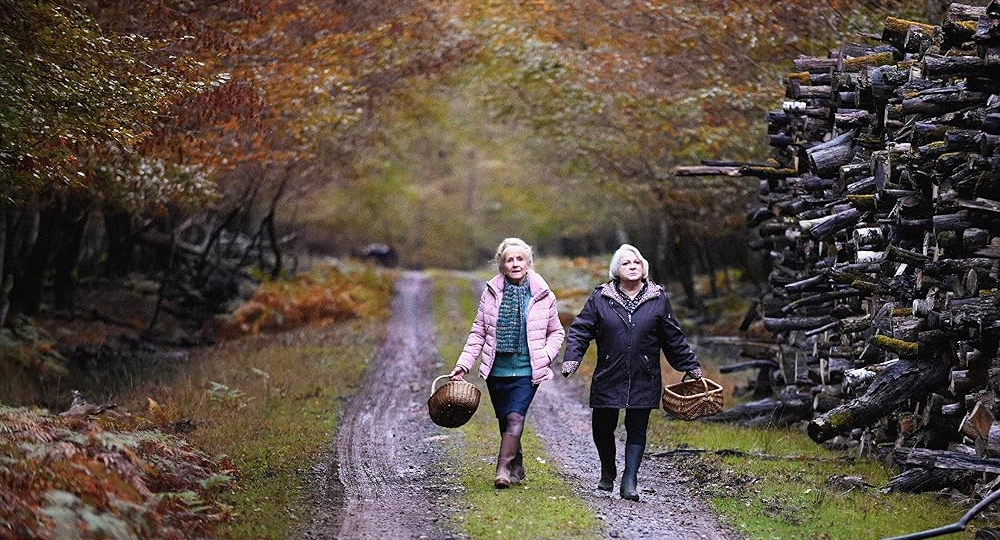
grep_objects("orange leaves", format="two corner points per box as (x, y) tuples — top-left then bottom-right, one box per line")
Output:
(215, 264), (391, 338)
(0, 406), (233, 539)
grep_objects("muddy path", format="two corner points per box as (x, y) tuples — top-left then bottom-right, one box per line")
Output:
(301, 271), (451, 539)
(303, 271), (740, 539)
(531, 378), (743, 539)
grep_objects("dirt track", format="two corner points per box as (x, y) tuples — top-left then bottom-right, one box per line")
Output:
(301, 271), (451, 539)
(302, 271), (741, 539)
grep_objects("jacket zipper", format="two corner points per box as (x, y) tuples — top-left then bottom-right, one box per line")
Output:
(611, 302), (632, 407)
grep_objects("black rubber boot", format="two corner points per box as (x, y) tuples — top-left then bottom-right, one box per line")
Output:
(620, 444), (644, 501)
(595, 437), (616, 491)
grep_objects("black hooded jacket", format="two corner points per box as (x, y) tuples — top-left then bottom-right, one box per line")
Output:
(564, 281), (700, 409)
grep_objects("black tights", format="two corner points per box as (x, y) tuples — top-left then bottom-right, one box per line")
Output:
(592, 408), (651, 447)
(498, 412), (525, 436)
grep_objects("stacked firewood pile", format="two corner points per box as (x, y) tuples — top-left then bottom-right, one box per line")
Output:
(679, 2), (1000, 493)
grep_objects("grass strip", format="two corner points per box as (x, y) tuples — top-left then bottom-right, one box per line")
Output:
(120, 282), (392, 539)
(429, 272), (602, 540)
(648, 419), (980, 539)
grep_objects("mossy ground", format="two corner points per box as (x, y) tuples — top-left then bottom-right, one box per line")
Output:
(646, 404), (985, 539)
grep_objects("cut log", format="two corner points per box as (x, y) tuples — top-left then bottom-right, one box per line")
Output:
(884, 467), (980, 494)
(960, 401), (995, 440)
(719, 359), (779, 374)
(894, 447), (1000, 475)
(952, 369), (988, 397)
(781, 288), (862, 314)
(882, 17), (937, 49)
(841, 51), (895, 72)
(807, 130), (857, 177)
(763, 315), (837, 332)
(674, 165), (741, 176)
(807, 358), (951, 442)
(793, 57), (838, 73)
(813, 391), (844, 413)
(704, 393), (812, 427)
(902, 89), (991, 116)
(923, 55), (987, 77)
(807, 208), (863, 239)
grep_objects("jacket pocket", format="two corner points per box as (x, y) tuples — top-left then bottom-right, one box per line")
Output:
(593, 354), (613, 382)
(640, 354), (658, 381)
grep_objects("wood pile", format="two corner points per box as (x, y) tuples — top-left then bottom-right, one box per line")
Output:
(679, 1), (1000, 493)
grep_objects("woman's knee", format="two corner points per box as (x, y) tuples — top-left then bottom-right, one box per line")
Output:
(623, 409), (651, 445)
(592, 408), (619, 437)
(504, 412), (525, 435)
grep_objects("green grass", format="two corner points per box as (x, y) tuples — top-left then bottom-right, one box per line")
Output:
(429, 271), (602, 540)
(647, 419), (981, 540)
(119, 313), (389, 539)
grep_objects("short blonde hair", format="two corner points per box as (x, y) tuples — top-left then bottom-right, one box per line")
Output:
(609, 244), (649, 280)
(495, 237), (534, 273)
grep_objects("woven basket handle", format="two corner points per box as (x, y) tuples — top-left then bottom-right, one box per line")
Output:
(431, 375), (452, 396)
(682, 373), (709, 392)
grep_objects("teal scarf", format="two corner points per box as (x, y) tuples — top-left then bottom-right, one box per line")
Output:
(495, 277), (529, 354)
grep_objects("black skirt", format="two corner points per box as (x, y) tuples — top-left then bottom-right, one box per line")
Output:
(486, 376), (538, 418)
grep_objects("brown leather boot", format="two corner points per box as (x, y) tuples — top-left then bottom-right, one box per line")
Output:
(510, 441), (525, 484)
(495, 434), (519, 488)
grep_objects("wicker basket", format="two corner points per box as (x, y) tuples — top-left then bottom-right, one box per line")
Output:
(662, 377), (724, 420)
(428, 375), (481, 428)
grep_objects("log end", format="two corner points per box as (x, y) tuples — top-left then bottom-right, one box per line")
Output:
(807, 418), (831, 443)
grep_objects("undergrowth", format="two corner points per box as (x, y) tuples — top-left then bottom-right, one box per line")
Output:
(0, 405), (234, 539)
(428, 271), (602, 540)
(647, 419), (980, 540)
(0, 264), (394, 540)
(126, 267), (393, 539)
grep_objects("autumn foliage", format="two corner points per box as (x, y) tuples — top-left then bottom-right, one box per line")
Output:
(216, 265), (391, 338)
(0, 405), (233, 540)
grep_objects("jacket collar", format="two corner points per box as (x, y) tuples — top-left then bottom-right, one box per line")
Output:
(600, 280), (661, 309)
(487, 271), (550, 299)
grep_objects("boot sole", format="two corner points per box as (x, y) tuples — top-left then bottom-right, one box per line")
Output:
(495, 477), (511, 489)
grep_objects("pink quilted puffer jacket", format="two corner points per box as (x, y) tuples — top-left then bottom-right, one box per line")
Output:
(456, 271), (565, 384)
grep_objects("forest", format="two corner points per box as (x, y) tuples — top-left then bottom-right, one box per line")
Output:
(9, 0), (1000, 539)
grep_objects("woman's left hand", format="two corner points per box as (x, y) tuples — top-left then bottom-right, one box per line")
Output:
(686, 367), (703, 380)
(561, 360), (580, 378)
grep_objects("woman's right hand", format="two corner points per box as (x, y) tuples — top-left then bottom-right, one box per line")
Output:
(449, 365), (467, 381)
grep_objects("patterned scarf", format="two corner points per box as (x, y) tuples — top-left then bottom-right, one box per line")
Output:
(495, 277), (529, 354)
(614, 280), (648, 314)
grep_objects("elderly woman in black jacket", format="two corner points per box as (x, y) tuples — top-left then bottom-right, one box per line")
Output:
(561, 244), (703, 501)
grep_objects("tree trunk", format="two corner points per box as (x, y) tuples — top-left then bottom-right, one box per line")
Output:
(671, 230), (698, 308)
(103, 208), (134, 277)
(52, 207), (90, 311)
(11, 205), (57, 316)
(0, 209), (7, 328)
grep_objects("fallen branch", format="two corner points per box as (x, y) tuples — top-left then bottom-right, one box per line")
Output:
(646, 447), (854, 463)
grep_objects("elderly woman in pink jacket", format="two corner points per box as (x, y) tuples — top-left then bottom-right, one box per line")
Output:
(449, 237), (565, 488)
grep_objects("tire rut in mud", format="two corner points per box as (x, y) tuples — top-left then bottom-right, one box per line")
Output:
(301, 271), (451, 539)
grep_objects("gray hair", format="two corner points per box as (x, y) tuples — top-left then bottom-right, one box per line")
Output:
(495, 237), (534, 273)
(609, 244), (649, 280)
